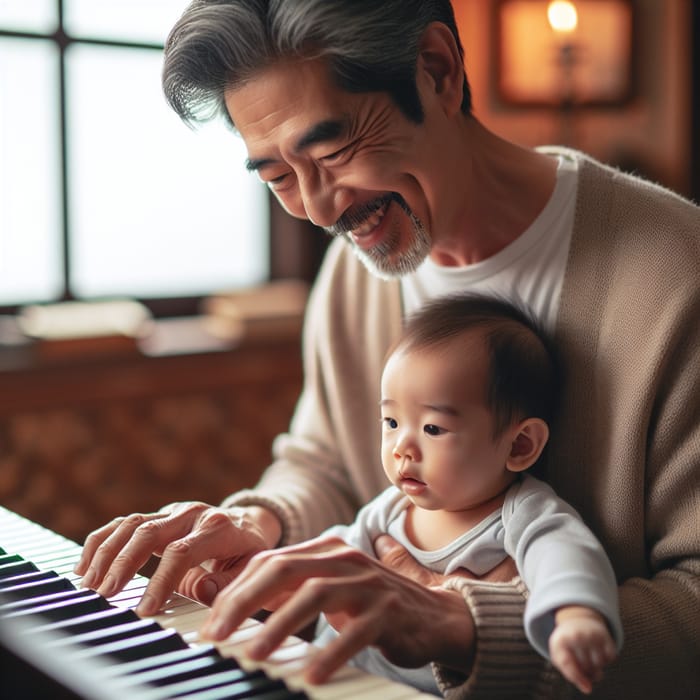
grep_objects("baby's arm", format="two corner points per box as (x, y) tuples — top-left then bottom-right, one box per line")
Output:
(549, 605), (618, 695)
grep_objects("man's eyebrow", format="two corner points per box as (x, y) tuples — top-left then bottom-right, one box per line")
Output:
(245, 117), (350, 173)
(245, 156), (275, 173)
(294, 118), (349, 152)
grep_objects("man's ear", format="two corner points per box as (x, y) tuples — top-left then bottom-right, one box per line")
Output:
(416, 22), (464, 116)
(505, 418), (550, 473)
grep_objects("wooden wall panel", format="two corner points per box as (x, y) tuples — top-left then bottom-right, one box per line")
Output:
(0, 336), (302, 543)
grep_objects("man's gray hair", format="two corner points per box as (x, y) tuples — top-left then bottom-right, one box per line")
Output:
(162, 0), (471, 129)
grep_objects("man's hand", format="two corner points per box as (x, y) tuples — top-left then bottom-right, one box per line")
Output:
(549, 606), (618, 695)
(374, 534), (519, 584)
(200, 535), (482, 685)
(73, 502), (281, 616)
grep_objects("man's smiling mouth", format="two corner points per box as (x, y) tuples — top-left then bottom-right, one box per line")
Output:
(351, 200), (390, 239)
(324, 193), (394, 238)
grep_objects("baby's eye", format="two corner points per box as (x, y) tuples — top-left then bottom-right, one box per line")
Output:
(382, 417), (398, 430)
(424, 424), (445, 436)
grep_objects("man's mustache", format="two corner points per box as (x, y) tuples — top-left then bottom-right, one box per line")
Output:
(323, 193), (400, 237)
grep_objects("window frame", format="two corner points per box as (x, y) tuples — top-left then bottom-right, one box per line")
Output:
(0, 3), (325, 319)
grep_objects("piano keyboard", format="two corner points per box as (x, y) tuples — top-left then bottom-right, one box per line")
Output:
(0, 506), (433, 699)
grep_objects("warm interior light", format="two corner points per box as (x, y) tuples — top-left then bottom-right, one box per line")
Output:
(547, 0), (578, 33)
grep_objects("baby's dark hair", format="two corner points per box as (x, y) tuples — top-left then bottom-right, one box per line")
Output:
(395, 293), (560, 437)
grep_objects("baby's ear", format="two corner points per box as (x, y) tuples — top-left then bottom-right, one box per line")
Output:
(505, 418), (550, 473)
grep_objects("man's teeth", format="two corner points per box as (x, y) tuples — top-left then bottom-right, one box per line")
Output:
(352, 201), (388, 237)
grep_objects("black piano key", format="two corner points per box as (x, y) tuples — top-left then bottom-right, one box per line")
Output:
(0, 586), (98, 614)
(219, 690), (308, 700)
(2, 590), (112, 622)
(0, 569), (60, 589)
(0, 553), (23, 565)
(101, 643), (221, 677)
(126, 654), (246, 688)
(0, 552), (25, 564)
(178, 682), (308, 700)
(0, 559), (39, 580)
(135, 667), (287, 700)
(27, 605), (139, 637)
(47, 617), (164, 649)
(0, 574), (75, 600)
(73, 627), (188, 663)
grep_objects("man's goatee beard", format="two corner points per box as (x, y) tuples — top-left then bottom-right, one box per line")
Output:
(323, 193), (431, 279)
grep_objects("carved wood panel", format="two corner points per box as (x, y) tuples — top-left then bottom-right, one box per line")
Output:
(0, 338), (302, 543)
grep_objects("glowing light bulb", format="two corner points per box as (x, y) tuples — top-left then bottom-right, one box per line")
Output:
(547, 0), (578, 34)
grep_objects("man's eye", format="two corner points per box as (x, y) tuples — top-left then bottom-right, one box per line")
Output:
(424, 424), (444, 436)
(265, 173), (289, 189)
(321, 144), (350, 163)
(383, 417), (398, 429)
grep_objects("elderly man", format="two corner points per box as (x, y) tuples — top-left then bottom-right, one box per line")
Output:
(76, 2), (700, 697)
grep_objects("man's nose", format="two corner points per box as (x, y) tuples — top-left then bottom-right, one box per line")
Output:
(300, 169), (352, 228)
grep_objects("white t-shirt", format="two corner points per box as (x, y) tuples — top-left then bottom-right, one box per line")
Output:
(401, 153), (579, 333)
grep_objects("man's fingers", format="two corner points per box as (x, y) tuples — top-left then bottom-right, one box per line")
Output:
(240, 575), (385, 684)
(137, 524), (240, 615)
(197, 538), (477, 684)
(374, 534), (443, 586)
(202, 544), (373, 640)
(78, 513), (167, 588)
(74, 518), (123, 576)
(304, 610), (380, 684)
(93, 505), (210, 597)
(201, 553), (306, 639)
(179, 564), (250, 606)
(243, 578), (337, 659)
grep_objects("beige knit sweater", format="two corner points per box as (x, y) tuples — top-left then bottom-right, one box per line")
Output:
(225, 150), (700, 699)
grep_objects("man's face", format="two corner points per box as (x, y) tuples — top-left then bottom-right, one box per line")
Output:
(224, 58), (438, 279)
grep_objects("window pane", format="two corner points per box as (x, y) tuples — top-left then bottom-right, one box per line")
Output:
(0, 0), (57, 34)
(64, 0), (189, 45)
(0, 38), (63, 305)
(65, 44), (268, 300)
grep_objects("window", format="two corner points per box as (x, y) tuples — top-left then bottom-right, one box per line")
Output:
(0, 1), (272, 314)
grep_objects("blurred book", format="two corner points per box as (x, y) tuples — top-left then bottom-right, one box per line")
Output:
(201, 279), (309, 342)
(17, 299), (153, 360)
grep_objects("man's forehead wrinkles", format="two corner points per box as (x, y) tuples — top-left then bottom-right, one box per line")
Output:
(294, 117), (350, 153)
(239, 108), (292, 171)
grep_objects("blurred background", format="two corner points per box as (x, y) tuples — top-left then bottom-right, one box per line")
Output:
(0, 0), (696, 541)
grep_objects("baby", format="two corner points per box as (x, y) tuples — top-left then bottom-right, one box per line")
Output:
(315, 293), (622, 695)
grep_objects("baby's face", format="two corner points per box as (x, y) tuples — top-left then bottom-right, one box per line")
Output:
(379, 334), (516, 512)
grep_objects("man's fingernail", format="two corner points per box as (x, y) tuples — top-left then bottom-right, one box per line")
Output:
(246, 637), (271, 659)
(137, 594), (156, 616)
(97, 574), (115, 597)
(199, 579), (219, 604)
(202, 619), (224, 640)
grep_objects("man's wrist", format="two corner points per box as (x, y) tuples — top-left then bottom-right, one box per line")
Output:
(431, 587), (476, 674)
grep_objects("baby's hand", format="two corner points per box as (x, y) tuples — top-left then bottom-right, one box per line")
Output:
(549, 606), (618, 695)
